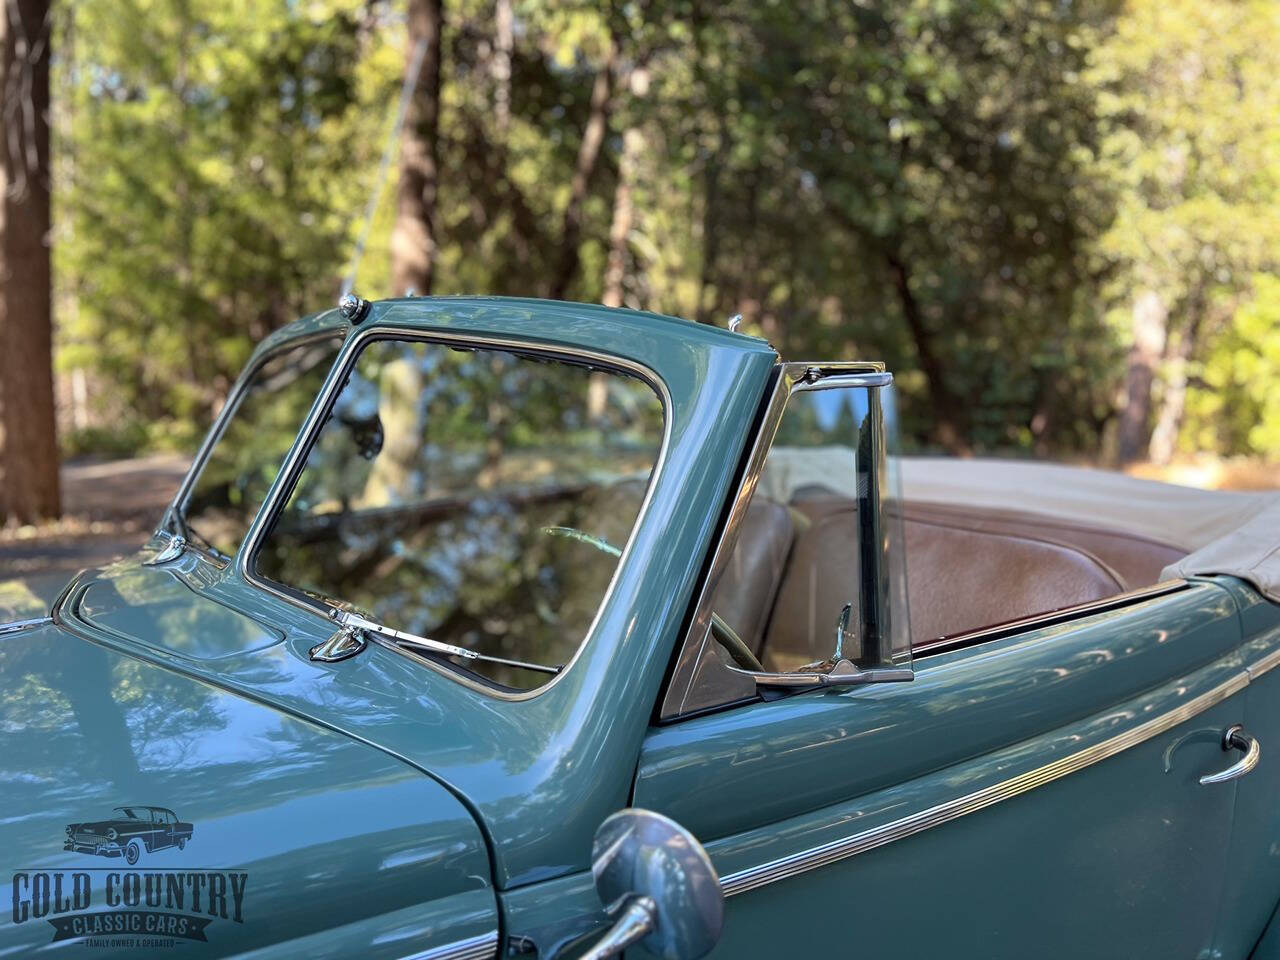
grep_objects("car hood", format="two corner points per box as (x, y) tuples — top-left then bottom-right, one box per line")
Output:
(0, 612), (497, 956)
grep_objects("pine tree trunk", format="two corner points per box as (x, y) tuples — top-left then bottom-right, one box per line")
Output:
(1148, 316), (1201, 465)
(1, 0), (60, 523)
(601, 73), (646, 309)
(547, 45), (616, 301)
(492, 0), (512, 136)
(1117, 289), (1168, 464)
(391, 0), (443, 297)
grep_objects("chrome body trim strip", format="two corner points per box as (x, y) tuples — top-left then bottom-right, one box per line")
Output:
(718, 662), (1255, 897)
(1246, 644), (1280, 680)
(0, 616), (53, 636)
(236, 322), (674, 703)
(401, 931), (498, 960)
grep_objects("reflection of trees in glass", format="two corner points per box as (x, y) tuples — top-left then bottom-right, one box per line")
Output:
(183, 336), (343, 556)
(257, 341), (664, 690)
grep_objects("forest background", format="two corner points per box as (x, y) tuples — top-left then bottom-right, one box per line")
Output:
(1, 0), (1276, 535)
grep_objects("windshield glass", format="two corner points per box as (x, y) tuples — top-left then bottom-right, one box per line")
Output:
(178, 334), (343, 557)
(254, 338), (665, 691)
(112, 807), (142, 820)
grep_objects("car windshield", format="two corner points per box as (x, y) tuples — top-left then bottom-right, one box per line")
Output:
(255, 338), (666, 691)
(112, 807), (143, 820)
(175, 334), (344, 558)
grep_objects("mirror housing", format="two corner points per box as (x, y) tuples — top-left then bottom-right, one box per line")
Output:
(579, 808), (724, 960)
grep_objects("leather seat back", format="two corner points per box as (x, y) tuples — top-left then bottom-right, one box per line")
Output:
(760, 496), (1127, 668)
(899, 501), (1184, 592)
(706, 498), (796, 656)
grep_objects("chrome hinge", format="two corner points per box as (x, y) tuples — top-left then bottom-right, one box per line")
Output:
(144, 534), (186, 566)
(309, 623), (368, 663)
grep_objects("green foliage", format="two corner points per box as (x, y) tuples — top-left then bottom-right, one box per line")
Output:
(52, 0), (1278, 462)
(1185, 275), (1280, 457)
(57, 0), (398, 437)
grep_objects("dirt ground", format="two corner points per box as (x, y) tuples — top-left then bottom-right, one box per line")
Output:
(0, 454), (189, 589)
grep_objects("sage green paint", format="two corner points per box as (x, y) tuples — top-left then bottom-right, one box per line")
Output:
(0, 619), (496, 957)
(5, 296), (1280, 958)
(1, 299), (780, 958)
(632, 580), (1278, 959)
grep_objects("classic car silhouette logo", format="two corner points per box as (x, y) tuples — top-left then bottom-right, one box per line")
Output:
(10, 805), (246, 946)
(64, 805), (194, 866)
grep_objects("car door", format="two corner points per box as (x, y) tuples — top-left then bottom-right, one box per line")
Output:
(1209, 579), (1280, 958)
(635, 581), (1251, 958)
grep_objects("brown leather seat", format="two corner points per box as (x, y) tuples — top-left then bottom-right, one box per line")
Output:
(705, 497), (796, 656)
(758, 492), (1132, 669)
(900, 501), (1185, 592)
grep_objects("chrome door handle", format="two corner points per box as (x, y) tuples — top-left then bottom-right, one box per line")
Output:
(1200, 725), (1260, 785)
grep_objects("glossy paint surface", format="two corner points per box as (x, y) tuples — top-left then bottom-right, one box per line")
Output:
(636, 583), (1239, 840)
(9, 299), (779, 902)
(5, 295), (1279, 957)
(1214, 578), (1280, 958)
(0, 617), (495, 957)
(629, 579), (1280, 958)
(78, 565), (283, 660)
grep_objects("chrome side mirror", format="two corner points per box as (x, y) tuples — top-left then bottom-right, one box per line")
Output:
(580, 808), (724, 960)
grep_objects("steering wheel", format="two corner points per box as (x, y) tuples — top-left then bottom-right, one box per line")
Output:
(709, 612), (765, 672)
(540, 526), (765, 672)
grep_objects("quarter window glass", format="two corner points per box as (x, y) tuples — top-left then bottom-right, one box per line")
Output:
(255, 339), (665, 691)
(183, 336), (343, 557)
(707, 383), (909, 673)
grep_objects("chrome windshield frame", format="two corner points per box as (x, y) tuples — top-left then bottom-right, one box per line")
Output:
(157, 327), (347, 564)
(233, 321), (674, 703)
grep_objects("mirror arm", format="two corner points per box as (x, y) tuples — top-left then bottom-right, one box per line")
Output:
(579, 895), (658, 960)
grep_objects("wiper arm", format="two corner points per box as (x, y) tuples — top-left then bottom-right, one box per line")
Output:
(332, 610), (561, 676)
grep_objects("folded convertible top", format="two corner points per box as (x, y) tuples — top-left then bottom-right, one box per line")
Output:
(900, 457), (1280, 604)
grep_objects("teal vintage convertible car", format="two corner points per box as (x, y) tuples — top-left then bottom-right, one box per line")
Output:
(4, 295), (1280, 958)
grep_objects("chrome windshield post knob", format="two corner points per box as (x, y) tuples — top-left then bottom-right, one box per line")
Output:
(580, 808), (724, 960)
(338, 292), (371, 323)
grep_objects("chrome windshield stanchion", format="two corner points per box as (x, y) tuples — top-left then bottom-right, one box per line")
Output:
(308, 624), (368, 663)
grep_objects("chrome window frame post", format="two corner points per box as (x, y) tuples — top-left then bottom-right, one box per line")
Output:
(660, 361), (903, 720)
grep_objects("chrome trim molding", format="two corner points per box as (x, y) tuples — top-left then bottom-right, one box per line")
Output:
(1246, 644), (1280, 681)
(0, 616), (53, 637)
(236, 321), (675, 703)
(719, 663), (1255, 897)
(163, 329), (345, 536)
(403, 930), (498, 960)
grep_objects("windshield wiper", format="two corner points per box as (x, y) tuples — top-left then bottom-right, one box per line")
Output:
(329, 609), (561, 676)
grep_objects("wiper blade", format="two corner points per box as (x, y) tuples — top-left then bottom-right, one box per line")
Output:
(334, 611), (561, 676)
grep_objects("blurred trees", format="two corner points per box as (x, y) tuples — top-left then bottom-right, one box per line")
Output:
(1091, 0), (1280, 463)
(26, 0), (1280, 475)
(1, 0), (61, 521)
(392, 0), (443, 295)
(55, 0), (397, 450)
